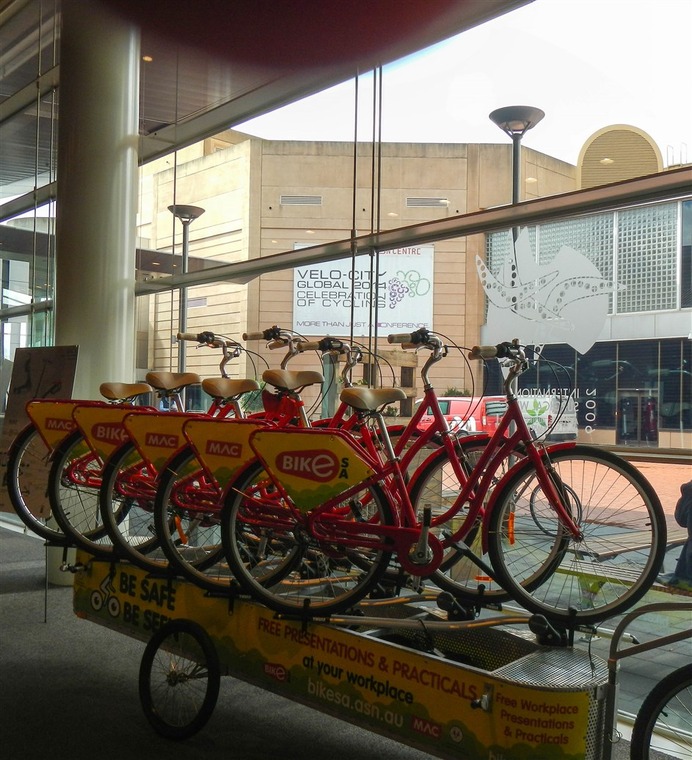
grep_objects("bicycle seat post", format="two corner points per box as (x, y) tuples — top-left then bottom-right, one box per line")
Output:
(372, 408), (398, 464)
(164, 388), (185, 412)
(279, 331), (302, 369)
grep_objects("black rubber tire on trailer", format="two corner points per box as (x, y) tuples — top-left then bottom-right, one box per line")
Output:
(139, 619), (221, 740)
(630, 663), (692, 760)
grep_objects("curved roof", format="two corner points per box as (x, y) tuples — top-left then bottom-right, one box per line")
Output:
(577, 124), (663, 189)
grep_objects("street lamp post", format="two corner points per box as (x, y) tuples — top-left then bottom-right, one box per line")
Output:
(489, 105), (544, 240)
(487, 106), (545, 400)
(168, 204), (205, 374)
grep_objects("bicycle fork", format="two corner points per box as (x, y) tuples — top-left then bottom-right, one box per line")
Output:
(529, 446), (583, 540)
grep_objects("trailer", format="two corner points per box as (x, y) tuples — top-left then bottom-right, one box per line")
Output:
(73, 551), (613, 759)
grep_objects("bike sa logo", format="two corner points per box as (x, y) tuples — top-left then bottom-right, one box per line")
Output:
(277, 450), (350, 482)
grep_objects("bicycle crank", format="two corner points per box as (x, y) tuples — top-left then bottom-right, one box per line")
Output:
(398, 506), (443, 576)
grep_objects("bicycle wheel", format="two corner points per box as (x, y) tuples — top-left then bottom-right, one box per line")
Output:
(154, 445), (231, 593)
(630, 664), (692, 760)
(409, 439), (514, 604)
(222, 460), (394, 616)
(488, 445), (667, 625)
(139, 619), (220, 740)
(5, 423), (67, 543)
(99, 441), (169, 572)
(48, 429), (115, 558)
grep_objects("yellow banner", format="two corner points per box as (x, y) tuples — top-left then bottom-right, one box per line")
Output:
(74, 555), (596, 760)
(250, 428), (375, 511)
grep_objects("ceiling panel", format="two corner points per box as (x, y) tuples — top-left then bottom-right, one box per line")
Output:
(1, 0), (532, 195)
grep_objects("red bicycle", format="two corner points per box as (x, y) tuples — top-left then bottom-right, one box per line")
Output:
(221, 330), (667, 625)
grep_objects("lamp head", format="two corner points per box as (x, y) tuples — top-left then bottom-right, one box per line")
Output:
(489, 106), (545, 138)
(168, 204), (206, 223)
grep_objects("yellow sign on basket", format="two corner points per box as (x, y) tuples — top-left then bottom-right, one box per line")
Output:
(249, 428), (376, 511)
(26, 399), (83, 449)
(72, 404), (140, 462)
(183, 418), (265, 489)
(124, 411), (190, 473)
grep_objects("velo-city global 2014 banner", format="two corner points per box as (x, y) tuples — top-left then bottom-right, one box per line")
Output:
(293, 245), (433, 336)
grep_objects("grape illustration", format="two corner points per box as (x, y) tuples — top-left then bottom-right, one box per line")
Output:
(388, 277), (409, 309)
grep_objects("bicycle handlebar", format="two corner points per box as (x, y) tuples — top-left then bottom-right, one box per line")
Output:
(468, 345), (498, 360)
(177, 331), (240, 348)
(468, 342), (517, 360)
(387, 328), (441, 348)
(387, 333), (411, 345)
(243, 326), (283, 342)
(267, 339), (287, 350)
(297, 337), (349, 354)
(297, 340), (323, 352)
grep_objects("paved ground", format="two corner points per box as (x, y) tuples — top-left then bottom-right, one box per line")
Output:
(632, 461), (690, 519)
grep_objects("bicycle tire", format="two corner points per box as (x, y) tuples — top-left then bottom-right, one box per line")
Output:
(488, 445), (667, 625)
(5, 423), (68, 543)
(48, 429), (116, 558)
(630, 664), (692, 760)
(99, 441), (169, 572)
(153, 445), (231, 593)
(138, 619), (220, 740)
(222, 460), (394, 616)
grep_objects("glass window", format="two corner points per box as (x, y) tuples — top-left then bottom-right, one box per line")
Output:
(1, 204), (55, 307)
(617, 203), (678, 313)
(485, 400), (508, 416)
(659, 339), (692, 433)
(534, 344), (576, 396)
(0, 94), (58, 203)
(539, 215), (615, 312)
(681, 200), (692, 309)
(575, 342), (617, 432)
(0, 0), (59, 92)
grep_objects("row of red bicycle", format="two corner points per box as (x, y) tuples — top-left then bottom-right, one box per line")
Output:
(5, 326), (668, 625)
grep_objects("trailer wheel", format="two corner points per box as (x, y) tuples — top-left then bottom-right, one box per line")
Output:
(139, 619), (220, 739)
